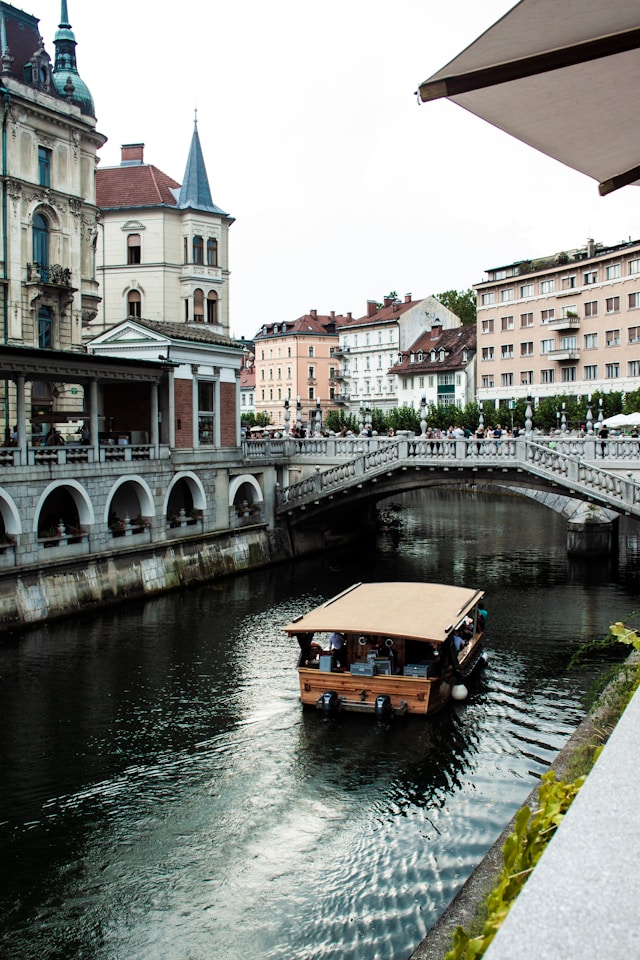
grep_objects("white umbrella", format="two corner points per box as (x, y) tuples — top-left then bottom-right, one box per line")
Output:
(602, 413), (639, 428)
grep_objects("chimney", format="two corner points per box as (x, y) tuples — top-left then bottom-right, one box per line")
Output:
(347, 312), (352, 321)
(405, 293), (412, 303)
(587, 238), (595, 258)
(330, 310), (335, 319)
(310, 309), (317, 319)
(121, 143), (145, 164)
(383, 297), (393, 308)
(431, 323), (442, 340)
(367, 300), (377, 317)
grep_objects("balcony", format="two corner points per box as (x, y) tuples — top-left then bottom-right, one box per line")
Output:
(26, 262), (73, 286)
(335, 393), (350, 405)
(548, 348), (580, 361)
(547, 315), (581, 331)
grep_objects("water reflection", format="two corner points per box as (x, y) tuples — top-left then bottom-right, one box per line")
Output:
(0, 489), (638, 960)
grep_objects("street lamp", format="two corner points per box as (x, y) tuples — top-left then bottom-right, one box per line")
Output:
(296, 395), (302, 434)
(315, 397), (322, 435)
(420, 395), (427, 437)
(525, 396), (533, 435)
(561, 402), (567, 433)
(598, 398), (604, 423)
(283, 397), (290, 436)
(586, 394), (593, 435)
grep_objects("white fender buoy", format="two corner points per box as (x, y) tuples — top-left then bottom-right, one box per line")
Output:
(451, 683), (468, 701)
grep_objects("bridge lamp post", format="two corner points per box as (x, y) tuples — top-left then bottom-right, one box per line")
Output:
(525, 396), (533, 435)
(359, 404), (365, 434)
(365, 403), (372, 435)
(598, 398), (604, 423)
(586, 395), (594, 435)
(296, 395), (303, 434)
(283, 397), (290, 436)
(556, 410), (560, 433)
(561, 402), (567, 433)
(315, 398), (322, 435)
(420, 395), (427, 436)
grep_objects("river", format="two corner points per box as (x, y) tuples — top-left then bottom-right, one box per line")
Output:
(1, 489), (639, 960)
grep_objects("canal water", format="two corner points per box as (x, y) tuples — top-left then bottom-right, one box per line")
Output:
(1, 489), (639, 960)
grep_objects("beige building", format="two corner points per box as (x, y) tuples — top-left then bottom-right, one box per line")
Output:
(475, 238), (640, 408)
(335, 295), (462, 416)
(0, 1), (105, 435)
(94, 127), (232, 336)
(253, 311), (346, 431)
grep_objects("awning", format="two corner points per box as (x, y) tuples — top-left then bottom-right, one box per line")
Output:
(418, 0), (640, 195)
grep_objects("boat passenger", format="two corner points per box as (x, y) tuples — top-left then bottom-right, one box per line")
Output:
(478, 606), (488, 630)
(328, 631), (346, 669)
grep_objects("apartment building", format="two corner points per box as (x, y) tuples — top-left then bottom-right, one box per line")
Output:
(475, 238), (640, 407)
(335, 295), (462, 417)
(253, 311), (346, 430)
(389, 324), (477, 411)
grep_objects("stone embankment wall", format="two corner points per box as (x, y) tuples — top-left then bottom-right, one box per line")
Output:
(0, 525), (294, 634)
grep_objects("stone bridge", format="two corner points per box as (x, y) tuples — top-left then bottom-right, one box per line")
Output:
(244, 435), (640, 547)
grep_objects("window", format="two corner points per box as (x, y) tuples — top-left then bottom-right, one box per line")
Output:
(540, 280), (555, 294)
(206, 293), (218, 324)
(481, 376), (494, 388)
(584, 364), (598, 380)
(628, 360), (640, 376)
(38, 146), (51, 187)
(541, 309), (555, 323)
(520, 283), (534, 298)
(193, 288), (204, 322)
(629, 293), (640, 309)
(481, 318), (494, 333)
(207, 238), (218, 266)
(561, 367), (577, 382)
(584, 270), (597, 285)
(561, 335), (577, 350)
(192, 236), (203, 264)
(606, 264), (621, 279)
(481, 346), (494, 361)
(584, 332), (598, 349)
(562, 276), (576, 289)
(308, 346), (314, 357)
(500, 288), (514, 302)
(38, 305), (53, 348)
(520, 312), (533, 327)
(561, 304), (578, 319)
(501, 372), (514, 386)
(32, 212), (49, 268)
(584, 300), (598, 317)
(501, 315), (514, 331)
(540, 338), (555, 354)
(606, 363), (620, 378)
(605, 297), (620, 314)
(629, 326), (640, 344)
(541, 369), (555, 384)
(629, 259), (640, 275)
(127, 290), (141, 318)
(500, 344), (514, 359)
(127, 233), (141, 264)
(308, 386), (315, 400)
(521, 371), (533, 385)
(197, 381), (215, 445)
(606, 329), (620, 346)
(520, 341), (534, 357)
(308, 365), (315, 379)
(481, 292), (495, 305)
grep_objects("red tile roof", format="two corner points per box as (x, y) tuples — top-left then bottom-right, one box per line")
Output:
(389, 326), (477, 374)
(96, 165), (180, 209)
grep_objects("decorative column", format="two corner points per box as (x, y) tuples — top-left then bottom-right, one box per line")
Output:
(15, 375), (26, 460)
(420, 394), (427, 437)
(283, 397), (290, 436)
(525, 396), (533, 435)
(296, 395), (303, 434)
(315, 398), (321, 435)
(359, 404), (365, 434)
(89, 379), (99, 460)
(586, 395), (593, 435)
(598, 398), (604, 424)
(561, 402), (567, 433)
(365, 403), (372, 434)
(150, 381), (159, 455)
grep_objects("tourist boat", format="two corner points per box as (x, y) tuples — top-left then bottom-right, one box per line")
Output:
(283, 581), (487, 718)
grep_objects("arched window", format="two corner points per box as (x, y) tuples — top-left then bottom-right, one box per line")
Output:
(206, 292), (218, 325)
(33, 213), (49, 269)
(127, 290), (141, 318)
(193, 236), (203, 264)
(194, 288), (204, 322)
(127, 233), (141, 264)
(38, 305), (54, 348)
(207, 238), (218, 266)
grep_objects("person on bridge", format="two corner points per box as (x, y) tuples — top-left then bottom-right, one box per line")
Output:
(598, 424), (609, 457)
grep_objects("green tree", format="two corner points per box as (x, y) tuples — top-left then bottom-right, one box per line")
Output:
(434, 289), (477, 326)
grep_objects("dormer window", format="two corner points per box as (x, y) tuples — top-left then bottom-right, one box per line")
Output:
(462, 348), (468, 363)
(397, 353), (402, 363)
(417, 350), (423, 362)
(430, 350), (436, 362)
(409, 352), (415, 363)
(439, 348), (445, 361)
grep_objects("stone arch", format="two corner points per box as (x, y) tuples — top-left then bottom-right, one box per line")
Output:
(104, 475), (155, 525)
(32, 479), (95, 534)
(0, 488), (22, 537)
(229, 474), (263, 508)
(163, 472), (206, 519)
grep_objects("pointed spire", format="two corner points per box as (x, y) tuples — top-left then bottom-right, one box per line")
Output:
(52, 1), (95, 116)
(176, 117), (228, 215)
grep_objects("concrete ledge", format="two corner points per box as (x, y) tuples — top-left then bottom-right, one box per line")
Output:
(485, 682), (640, 960)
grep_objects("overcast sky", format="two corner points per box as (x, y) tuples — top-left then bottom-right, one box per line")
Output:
(36, 0), (640, 340)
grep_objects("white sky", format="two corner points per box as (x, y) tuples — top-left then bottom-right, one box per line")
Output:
(35, 0), (640, 340)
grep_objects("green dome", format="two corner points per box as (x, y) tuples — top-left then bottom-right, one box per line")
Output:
(52, 4), (95, 117)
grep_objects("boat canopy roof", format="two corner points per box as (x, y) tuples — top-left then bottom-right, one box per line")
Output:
(283, 582), (484, 645)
